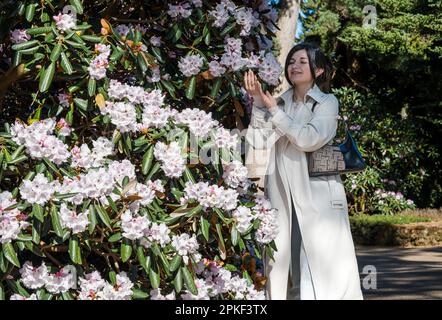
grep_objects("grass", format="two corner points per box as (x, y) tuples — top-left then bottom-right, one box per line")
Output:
(350, 214), (432, 225)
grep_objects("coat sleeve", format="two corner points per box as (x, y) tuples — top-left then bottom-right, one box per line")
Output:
(245, 95), (282, 150)
(269, 94), (339, 152)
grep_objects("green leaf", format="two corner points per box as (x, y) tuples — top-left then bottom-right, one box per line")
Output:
(141, 145), (154, 175)
(146, 162), (161, 181)
(160, 80), (176, 99)
(50, 204), (64, 238)
(61, 291), (74, 300)
(108, 232), (122, 243)
(170, 255), (182, 272)
(137, 53), (148, 73)
(216, 223), (227, 260)
(132, 288), (148, 299)
(19, 46), (40, 55)
(231, 224), (238, 246)
(50, 43), (62, 62)
(69, 0), (84, 14)
(73, 98), (88, 111)
(200, 216), (210, 241)
(182, 265), (198, 295)
(121, 239), (133, 263)
(220, 22), (236, 37)
(39, 62), (56, 93)
(12, 51), (22, 67)
(69, 236), (82, 264)
(185, 75), (196, 100)
(210, 78), (222, 98)
(2, 243), (20, 267)
(12, 40), (39, 51)
(137, 247), (151, 273)
(149, 265), (160, 289)
(94, 202), (112, 230)
(26, 26), (52, 35)
(173, 268), (183, 293)
(25, 3), (36, 22)
(0, 284), (4, 300)
(7, 154), (27, 165)
(81, 35), (102, 43)
(151, 47), (163, 63)
(88, 78), (96, 97)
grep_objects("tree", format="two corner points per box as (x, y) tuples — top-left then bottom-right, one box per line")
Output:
(300, 0), (442, 208)
(0, 0), (283, 300)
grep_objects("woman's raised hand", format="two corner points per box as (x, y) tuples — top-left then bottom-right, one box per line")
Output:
(243, 70), (277, 110)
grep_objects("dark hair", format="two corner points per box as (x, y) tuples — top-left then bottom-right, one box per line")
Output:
(284, 42), (333, 92)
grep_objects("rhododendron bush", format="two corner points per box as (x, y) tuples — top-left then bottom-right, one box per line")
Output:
(0, 0), (282, 300)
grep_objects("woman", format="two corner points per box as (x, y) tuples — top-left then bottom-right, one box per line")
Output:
(244, 43), (363, 300)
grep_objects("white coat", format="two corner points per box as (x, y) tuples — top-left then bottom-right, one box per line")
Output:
(245, 84), (363, 300)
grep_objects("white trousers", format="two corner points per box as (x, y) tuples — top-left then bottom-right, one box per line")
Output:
(265, 198), (316, 300)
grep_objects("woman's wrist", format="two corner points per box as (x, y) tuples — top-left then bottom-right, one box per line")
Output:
(267, 105), (279, 115)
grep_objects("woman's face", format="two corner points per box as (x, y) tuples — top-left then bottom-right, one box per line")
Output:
(287, 49), (315, 86)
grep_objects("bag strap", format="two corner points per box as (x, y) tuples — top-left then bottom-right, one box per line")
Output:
(311, 101), (348, 130)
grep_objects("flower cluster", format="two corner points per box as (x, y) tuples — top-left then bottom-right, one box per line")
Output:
(232, 206), (254, 233)
(0, 191), (29, 243)
(181, 181), (239, 211)
(178, 54), (204, 77)
(71, 137), (114, 169)
(88, 44), (111, 80)
(167, 0), (202, 19)
(171, 233), (199, 264)
(53, 12), (76, 31)
(154, 141), (187, 178)
(19, 173), (60, 205)
(252, 196), (279, 244)
(20, 261), (76, 294)
(174, 108), (218, 139)
(222, 160), (248, 189)
(209, 0), (236, 28)
(11, 118), (71, 165)
(234, 7), (260, 37)
(10, 29), (30, 44)
(78, 271), (134, 300)
(258, 52), (283, 86)
(59, 203), (89, 234)
(102, 101), (138, 132)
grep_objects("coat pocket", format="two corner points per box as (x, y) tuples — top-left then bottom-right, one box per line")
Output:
(326, 176), (347, 211)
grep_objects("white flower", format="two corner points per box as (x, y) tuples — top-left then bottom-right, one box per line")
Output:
(88, 54), (109, 80)
(222, 160), (248, 189)
(11, 119), (71, 165)
(212, 127), (238, 149)
(108, 159), (136, 186)
(232, 206), (254, 233)
(97, 272), (133, 300)
(53, 12), (76, 31)
(10, 29), (31, 44)
(95, 44), (111, 58)
(59, 203), (89, 234)
(140, 105), (174, 130)
(78, 271), (107, 300)
(168, 3), (192, 19)
(115, 24), (130, 37)
(209, 3), (230, 28)
(150, 36), (161, 47)
(171, 233), (199, 261)
(121, 210), (150, 240)
(144, 222), (171, 247)
(174, 108), (218, 139)
(258, 52), (282, 86)
(181, 278), (211, 300)
(10, 293), (38, 300)
(101, 101), (138, 133)
(150, 288), (176, 300)
(181, 181), (239, 211)
(253, 196), (279, 244)
(178, 54), (204, 77)
(19, 261), (49, 290)
(19, 173), (59, 205)
(154, 141), (186, 178)
(45, 265), (77, 294)
(208, 60), (226, 77)
(57, 92), (70, 108)
(234, 7), (260, 37)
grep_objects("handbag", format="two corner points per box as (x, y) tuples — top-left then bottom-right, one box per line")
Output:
(307, 102), (367, 177)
